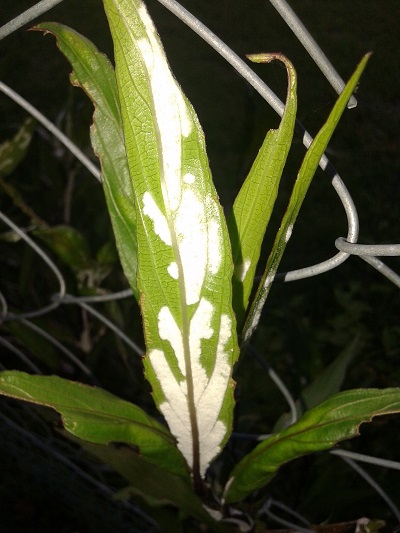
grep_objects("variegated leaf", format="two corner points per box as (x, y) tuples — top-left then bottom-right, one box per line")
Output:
(102, 0), (239, 484)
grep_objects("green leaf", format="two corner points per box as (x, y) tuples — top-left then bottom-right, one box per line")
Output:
(227, 54), (297, 327)
(242, 54), (371, 344)
(274, 338), (360, 431)
(33, 225), (92, 272)
(3, 322), (60, 370)
(102, 0), (239, 484)
(0, 371), (189, 479)
(0, 117), (35, 176)
(224, 387), (400, 503)
(35, 22), (139, 300)
(300, 338), (360, 410)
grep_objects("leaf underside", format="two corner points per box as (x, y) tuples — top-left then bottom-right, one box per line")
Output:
(35, 21), (139, 300)
(0, 371), (189, 479)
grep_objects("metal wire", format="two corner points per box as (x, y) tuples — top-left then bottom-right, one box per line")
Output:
(60, 296), (144, 356)
(246, 344), (298, 426)
(0, 0), (399, 526)
(153, 0), (399, 286)
(0, 0), (65, 40)
(330, 449), (400, 472)
(0, 0), (398, 286)
(338, 454), (400, 522)
(0, 210), (66, 304)
(0, 410), (161, 532)
(20, 318), (96, 379)
(0, 81), (101, 181)
(268, 0), (358, 108)
(261, 498), (313, 533)
(0, 336), (43, 374)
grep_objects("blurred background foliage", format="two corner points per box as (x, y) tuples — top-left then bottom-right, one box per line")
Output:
(0, 0), (399, 531)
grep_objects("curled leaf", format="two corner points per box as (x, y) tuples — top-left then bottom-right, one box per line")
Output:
(224, 387), (400, 503)
(228, 53), (297, 327)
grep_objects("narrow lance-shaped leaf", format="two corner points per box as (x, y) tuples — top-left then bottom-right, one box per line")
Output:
(33, 225), (93, 273)
(273, 338), (360, 432)
(35, 22), (139, 300)
(0, 116), (35, 176)
(0, 371), (189, 479)
(224, 387), (400, 503)
(102, 0), (239, 486)
(227, 54), (297, 327)
(242, 53), (371, 344)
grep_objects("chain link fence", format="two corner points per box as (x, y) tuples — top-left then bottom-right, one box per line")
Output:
(1, 0), (399, 530)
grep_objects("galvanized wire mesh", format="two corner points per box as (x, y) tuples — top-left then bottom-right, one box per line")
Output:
(0, 0), (399, 530)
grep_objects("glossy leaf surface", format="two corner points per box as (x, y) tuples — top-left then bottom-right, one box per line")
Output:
(36, 22), (139, 299)
(102, 0), (239, 482)
(224, 387), (400, 503)
(227, 54), (296, 327)
(243, 54), (371, 343)
(0, 371), (189, 479)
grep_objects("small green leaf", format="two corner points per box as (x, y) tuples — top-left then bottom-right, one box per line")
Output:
(301, 338), (360, 410)
(96, 240), (118, 266)
(0, 117), (35, 176)
(243, 54), (371, 343)
(224, 387), (400, 503)
(0, 371), (189, 479)
(3, 322), (60, 370)
(35, 22), (139, 300)
(227, 54), (297, 327)
(102, 0), (239, 485)
(274, 338), (360, 431)
(33, 225), (92, 272)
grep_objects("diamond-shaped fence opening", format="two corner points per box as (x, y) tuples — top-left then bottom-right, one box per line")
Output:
(0, 1), (399, 530)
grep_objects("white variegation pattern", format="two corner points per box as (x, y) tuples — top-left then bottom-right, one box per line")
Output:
(149, 301), (232, 475)
(103, 0), (239, 481)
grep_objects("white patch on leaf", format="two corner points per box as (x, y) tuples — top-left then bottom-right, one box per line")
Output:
(235, 258), (251, 282)
(137, 4), (224, 307)
(245, 268), (277, 343)
(149, 300), (232, 475)
(174, 189), (207, 305)
(136, 1), (233, 477)
(143, 189), (222, 305)
(157, 306), (185, 375)
(206, 213), (222, 276)
(184, 172), (196, 184)
(137, 6), (192, 213)
(167, 262), (179, 279)
(142, 192), (171, 245)
(264, 269), (277, 290)
(285, 224), (293, 243)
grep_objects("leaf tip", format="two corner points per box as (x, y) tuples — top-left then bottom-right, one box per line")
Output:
(246, 52), (283, 64)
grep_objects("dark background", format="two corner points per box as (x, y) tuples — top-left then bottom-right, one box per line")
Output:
(0, 1), (399, 531)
